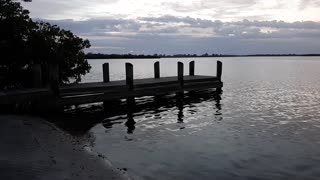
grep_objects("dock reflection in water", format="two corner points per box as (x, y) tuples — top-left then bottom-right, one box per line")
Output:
(101, 89), (222, 134)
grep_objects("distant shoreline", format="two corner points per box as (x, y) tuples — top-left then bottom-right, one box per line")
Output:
(85, 53), (320, 59)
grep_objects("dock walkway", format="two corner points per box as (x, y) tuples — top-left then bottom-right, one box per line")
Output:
(0, 61), (223, 109)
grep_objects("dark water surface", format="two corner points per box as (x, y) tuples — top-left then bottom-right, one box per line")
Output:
(80, 57), (320, 180)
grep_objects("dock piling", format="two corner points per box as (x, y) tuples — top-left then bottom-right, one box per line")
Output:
(154, 61), (160, 79)
(217, 61), (222, 82)
(32, 64), (42, 88)
(178, 62), (184, 87)
(189, 61), (195, 76)
(126, 63), (134, 90)
(102, 63), (110, 108)
(216, 61), (223, 93)
(103, 63), (110, 82)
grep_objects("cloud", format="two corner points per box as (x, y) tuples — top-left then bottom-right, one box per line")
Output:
(42, 18), (141, 34)
(165, 0), (258, 12)
(22, 0), (320, 22)
(139, 15), (223, 29)
(22, 0), (121, 19)
(299, 0), (320, 10)
(38, 16), (320, 54)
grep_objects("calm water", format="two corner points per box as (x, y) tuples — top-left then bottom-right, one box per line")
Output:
(81, 57), (320, 180)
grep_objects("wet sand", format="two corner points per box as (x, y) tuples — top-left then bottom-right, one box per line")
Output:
(0, 115), (131, 180)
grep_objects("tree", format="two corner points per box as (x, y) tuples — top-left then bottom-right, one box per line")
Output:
(0, 0), (91, 89)
(29, 22), (91, 84)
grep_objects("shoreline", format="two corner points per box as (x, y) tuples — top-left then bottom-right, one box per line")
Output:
(0, 115), (131, 180)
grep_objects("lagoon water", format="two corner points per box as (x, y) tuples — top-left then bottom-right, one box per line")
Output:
(80, 57), (320, 180)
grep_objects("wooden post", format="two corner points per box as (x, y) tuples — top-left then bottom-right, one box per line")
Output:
(102, 63), (110, 108)
(216, 61), (222, 94)
(103, 63), (110, 82)
(49, 64), (59, 95)
(217, 61), (222, 82)
(154, 61), (160, 79)
(126, 63), (134, 90)
(189, 61), (195, 76)
(178, 62), (184, 87)
(32, 64), (42, 88)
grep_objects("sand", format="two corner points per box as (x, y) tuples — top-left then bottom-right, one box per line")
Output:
(0, 115), (131, 180)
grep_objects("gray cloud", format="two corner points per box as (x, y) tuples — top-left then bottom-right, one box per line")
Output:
(39, 16), (320, 55)
(139, 15), (223, 28)
(42, 18), (141, 34)
(22, 0), (320, 23)
(164, 0), (258, 13)
(299, 0), (320, 9)
(233, 20), (320, 29)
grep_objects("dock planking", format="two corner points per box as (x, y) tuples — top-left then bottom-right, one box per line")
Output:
(0, 61), (223, 109)
(57, 75), (222, 106)
(60, 76), (218, 95)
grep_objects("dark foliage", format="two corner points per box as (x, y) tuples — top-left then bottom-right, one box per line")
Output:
(0, 0), (91, 89)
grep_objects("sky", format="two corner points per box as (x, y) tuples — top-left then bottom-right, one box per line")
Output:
(22, 0), (320, 55)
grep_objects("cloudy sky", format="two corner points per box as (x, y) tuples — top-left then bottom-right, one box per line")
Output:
(22, 0), (320, 55)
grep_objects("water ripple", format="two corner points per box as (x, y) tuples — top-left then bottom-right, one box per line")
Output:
(69, 57), (320, 180)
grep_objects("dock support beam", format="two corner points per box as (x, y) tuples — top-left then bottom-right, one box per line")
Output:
(216, 61), (222, 93)
(103, 63), (110, 82)
(189, 61), (195, 76)
(102, 63), (110, 109)
(32, 64), (42, 88)
(154, 61), (160, 79)
(126, 63), (135, 112)
(217, 61), (222, 82)
(178, 62), (184, 88)
(176, 61), (184, 122)
(126, 63), (134, 90)
(49, 64), (59, 95)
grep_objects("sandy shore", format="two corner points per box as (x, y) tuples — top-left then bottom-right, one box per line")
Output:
(0, 115), (131, 180)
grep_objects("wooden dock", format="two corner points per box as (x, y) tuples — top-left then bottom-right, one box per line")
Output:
(0, 61), (223, 109)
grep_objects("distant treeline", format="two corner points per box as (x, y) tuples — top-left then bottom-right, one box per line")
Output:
(85, 53), (320, 59)
(244, 54), (320, 57)
(85, 53), (160, 59)
(85, 53), (233, 59)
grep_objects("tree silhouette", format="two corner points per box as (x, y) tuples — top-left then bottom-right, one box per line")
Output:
(0, 0), (91, 89)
